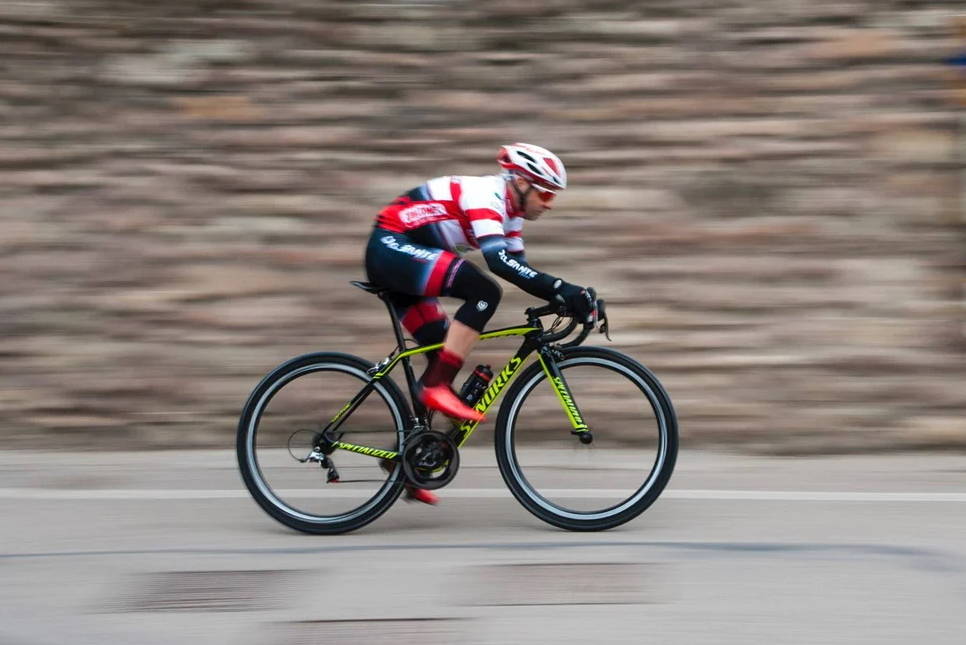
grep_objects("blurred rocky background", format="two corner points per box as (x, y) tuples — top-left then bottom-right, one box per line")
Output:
(1, 0), (963, 452)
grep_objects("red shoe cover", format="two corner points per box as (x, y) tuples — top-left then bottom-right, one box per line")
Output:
(405, 486), (439, 505)
(419, 384), (485, 422)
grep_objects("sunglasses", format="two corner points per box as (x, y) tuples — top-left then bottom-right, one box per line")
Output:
(530, 183), (557, 202)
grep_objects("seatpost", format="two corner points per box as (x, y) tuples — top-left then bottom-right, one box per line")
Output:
(378, 293), (424, 416)
(379, 293), (408, 351)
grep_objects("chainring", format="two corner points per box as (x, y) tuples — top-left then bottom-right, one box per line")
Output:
(401, 430), (460, 490)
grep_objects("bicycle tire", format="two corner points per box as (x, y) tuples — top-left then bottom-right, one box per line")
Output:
(495, 346), (678, 531)
(237, 352), (410, 534)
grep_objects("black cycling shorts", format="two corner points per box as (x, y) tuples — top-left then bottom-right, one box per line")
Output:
(365, 227), (501, 333)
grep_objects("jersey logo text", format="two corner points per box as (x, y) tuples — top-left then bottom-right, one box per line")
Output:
(398, 203), (448, 226)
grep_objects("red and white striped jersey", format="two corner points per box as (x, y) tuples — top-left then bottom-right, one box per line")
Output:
(376, 175), (525, 254)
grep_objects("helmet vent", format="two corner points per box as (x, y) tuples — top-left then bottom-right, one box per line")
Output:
(497, 143), (566, 190)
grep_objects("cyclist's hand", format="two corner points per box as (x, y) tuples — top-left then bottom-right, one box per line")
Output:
(554, 281), (598, 324)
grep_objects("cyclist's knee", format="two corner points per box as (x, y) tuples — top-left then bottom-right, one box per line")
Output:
(451, 270), (501, 332)
(478, 274), (502, 311)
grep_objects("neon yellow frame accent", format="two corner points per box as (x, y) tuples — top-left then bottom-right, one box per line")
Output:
(538, 354), (589, 433)
(450, 352), (529, 446)
(328, 401), (354, 425)
(334, 441), (399, 460)
(336, 324), (541, 456)
(371, 327), (539, 378)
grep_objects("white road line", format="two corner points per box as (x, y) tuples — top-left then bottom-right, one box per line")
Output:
(665, 490), (966, 502)
(1, 488), (965, 501)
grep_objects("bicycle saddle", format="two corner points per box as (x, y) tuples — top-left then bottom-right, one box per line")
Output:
(350, 280), (390, 296)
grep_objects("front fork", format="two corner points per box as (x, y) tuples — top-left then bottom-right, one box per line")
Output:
(537, 347), (593, 444)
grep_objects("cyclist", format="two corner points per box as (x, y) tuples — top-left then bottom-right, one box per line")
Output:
(365, 143), (597, 502)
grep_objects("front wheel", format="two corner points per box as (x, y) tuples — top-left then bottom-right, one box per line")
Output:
(495, 346), (678, 531)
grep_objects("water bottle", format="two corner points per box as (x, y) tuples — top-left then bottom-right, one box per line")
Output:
(458, 364), (493, 406)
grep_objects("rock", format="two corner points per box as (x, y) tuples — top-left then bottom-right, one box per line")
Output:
(170, 95), (263, 121)
(869, 128), (957, 163)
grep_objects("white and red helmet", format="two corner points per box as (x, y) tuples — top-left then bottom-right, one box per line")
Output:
(497, 143), (567, 193)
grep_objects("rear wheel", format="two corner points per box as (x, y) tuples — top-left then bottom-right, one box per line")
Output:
(237, 352), (410, 534)
(495, 347), (677, 531)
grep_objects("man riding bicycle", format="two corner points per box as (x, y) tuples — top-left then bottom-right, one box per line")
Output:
(365, 143), (598, 501)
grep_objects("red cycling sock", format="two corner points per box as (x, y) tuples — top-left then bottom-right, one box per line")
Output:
(420, 349), (463, 388)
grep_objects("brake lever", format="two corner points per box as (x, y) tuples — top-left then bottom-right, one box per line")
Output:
(586, 287), (603, 330)
(596, 298), (611, 341)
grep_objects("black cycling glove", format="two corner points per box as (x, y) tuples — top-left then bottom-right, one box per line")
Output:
(554, 281), (597, 323)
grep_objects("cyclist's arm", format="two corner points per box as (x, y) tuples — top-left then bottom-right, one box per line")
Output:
(478, 234), (560, 300)
(507, 248), (527, 265)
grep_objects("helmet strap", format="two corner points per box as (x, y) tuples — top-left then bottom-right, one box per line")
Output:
(509, 174), (533, 214)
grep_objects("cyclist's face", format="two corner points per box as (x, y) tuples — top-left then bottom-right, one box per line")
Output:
(513, 177), (556, 221)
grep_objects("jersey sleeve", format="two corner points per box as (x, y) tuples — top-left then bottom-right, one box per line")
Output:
(504, 215), (525, 253)
(478, 235), (559, 301)
(458, 176), (507, 240)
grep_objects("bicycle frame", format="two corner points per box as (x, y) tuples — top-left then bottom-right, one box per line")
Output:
(317, 322), (590, 462)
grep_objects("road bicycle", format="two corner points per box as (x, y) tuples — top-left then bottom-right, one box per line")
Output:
(237, 281), (678, 534)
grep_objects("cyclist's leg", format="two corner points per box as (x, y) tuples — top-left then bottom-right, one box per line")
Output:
(365, 231), (471, 502)
(366, 230), (453, 373)
(373, 295), (449, 505)
(365, 230), (483, 421)
(387, 294), (449, 366)
(441, 259), (502, 357)
(422, 259), (501, 384)
(418, 261), (501, 420)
